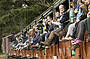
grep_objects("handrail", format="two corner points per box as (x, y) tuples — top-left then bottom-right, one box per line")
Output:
(2, 34), (13, 39)
(14, 0), (66, 37)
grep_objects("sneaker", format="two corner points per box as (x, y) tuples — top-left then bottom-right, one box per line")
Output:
(30, 45), (34, 48)
(40, 45), (49, 49)
(72, 39), (77, 43)
(71, 44), (80, 50)
(40, 41), (50, 46)
(72, 40), (82, 45)
(60, 37), (73, 42)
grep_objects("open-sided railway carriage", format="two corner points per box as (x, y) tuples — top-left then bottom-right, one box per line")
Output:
(2, 0), (90, 59)
(2, 32), (90, 59)
(2, 33), (90, 59)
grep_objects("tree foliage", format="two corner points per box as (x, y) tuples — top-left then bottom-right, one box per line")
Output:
(0, 0), (50, 53)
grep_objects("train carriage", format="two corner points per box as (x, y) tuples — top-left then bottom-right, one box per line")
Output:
(2, 0), (90, 59)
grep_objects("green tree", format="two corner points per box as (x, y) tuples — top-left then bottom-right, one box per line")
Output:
(0, 1), (49, 53)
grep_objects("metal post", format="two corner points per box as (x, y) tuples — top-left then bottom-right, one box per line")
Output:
(69, 0), (75, 23)
(69, 0), (70, 9)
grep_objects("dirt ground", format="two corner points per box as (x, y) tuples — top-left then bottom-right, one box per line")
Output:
(0, 57), (16, 59)
(0, 57), (7, 59)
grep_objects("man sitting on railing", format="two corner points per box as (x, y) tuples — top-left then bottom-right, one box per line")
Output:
(70, 0), (90, 50)
(30, 17), (56, 49)
(71, 12), (90, 50)
(62, 17), (79, 41)
(62, 1), (87, 41)
(40, 4), (70, 46)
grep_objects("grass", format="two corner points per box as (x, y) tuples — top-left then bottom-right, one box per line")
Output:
(0, 54), (5, 58)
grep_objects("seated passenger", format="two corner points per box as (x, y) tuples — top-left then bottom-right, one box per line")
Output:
(37, 20), (44, 34)
(31, 17), (55, 48)
(41, 4), (70, 45)
(62, 17), (79, 41)
(62, 1), (87, 40)
(72, 12), (90, 50)
(52, 12), (61, 28)
(13, 37), (23, 50)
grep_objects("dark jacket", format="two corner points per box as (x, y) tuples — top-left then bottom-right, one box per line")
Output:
(47, 24), (55, 32)
(59, 12), (69, 29)
(59, 12), (69, 24)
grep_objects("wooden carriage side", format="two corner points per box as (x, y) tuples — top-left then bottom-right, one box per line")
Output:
(2, 0), (90, 59)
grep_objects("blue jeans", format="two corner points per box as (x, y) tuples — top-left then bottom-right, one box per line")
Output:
(45, 33), (50, 41)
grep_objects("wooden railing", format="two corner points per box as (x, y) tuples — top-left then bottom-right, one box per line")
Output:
(9, 40), (90, 59)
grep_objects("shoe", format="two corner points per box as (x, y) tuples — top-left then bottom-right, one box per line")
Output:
(41, 45), (50, 49)
(40, 41), (50, 46)
(30, 45), (34, 48)
(71, 44), (80, 50)
(62, 37), (73, 42)
(59, 39), (63, 42)
(59, 37), (73, 42)
(42, 45), (45, 48)
(72, 39), (77, 43)
(72, 40), (82, 45)
(30, 45), (38, 48)
(45, 46), (49, 49)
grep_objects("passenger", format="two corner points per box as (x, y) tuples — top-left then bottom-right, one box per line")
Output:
(42, 18), (47, 34)
(47, 16), (52, 20)
(62, 17), (79, 41)
(45, 16), (53, 32)
(29, 29), (36, 39)
(14, 37), (23, 50)
(29, 21), (45, 48)
(13, 30), (33, 50)
(10, 37), (17, 49)
(85, 0), (90, 6)
(37, 20), (44, 34)
(41, 4), (69, 45)
(35, 18), (48, 43)
(18, 33), (31, 50)
(77, 1), (87, 19)
(52, 12), (61, 28)
(72, 12), (90, 50)
(37, 18), (52, 45)
(62, 1), (87, 40)
(31, 17), (55, 47)
(45, 19), (56, 40)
